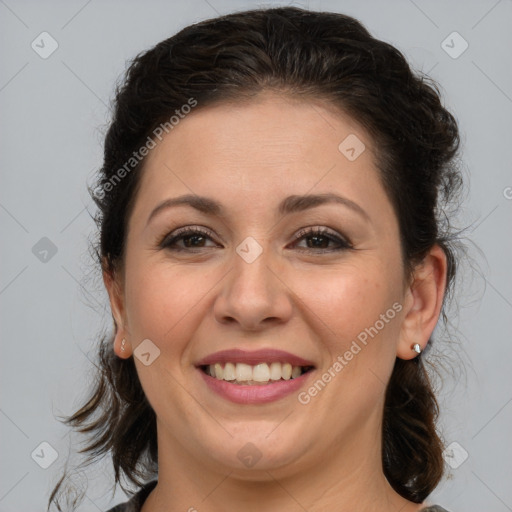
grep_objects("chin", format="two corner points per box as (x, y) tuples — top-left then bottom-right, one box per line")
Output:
(196, 425), (311, 475)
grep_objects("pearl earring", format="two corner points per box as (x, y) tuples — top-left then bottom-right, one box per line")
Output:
(121, 339), (126, 352)
(412, 343), (422, 354)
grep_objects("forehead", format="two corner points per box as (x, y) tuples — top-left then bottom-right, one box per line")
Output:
(151, 94), (368, 163)
(131, 93), (393, 226)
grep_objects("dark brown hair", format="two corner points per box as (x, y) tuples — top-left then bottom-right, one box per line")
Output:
(48, 6), (465, 509)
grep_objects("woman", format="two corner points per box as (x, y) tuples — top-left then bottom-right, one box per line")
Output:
(49, 6), (464, 512)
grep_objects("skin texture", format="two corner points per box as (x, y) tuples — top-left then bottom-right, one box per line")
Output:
(104, 92), (447, 512)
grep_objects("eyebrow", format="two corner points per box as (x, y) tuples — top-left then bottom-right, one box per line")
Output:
(146, 192), (371, 227)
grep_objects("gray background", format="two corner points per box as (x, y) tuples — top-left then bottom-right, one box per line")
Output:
(1, 0), (511, 510)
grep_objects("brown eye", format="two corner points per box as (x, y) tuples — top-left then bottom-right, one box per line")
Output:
(160, 227), (218, 251)
(291, 227), (352, 253)
(180, 233), (207, 248)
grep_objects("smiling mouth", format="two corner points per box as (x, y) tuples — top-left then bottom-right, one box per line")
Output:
(200, 362), (314, 385)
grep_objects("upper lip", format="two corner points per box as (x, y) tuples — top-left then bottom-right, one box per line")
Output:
(195, 348), (316, 368)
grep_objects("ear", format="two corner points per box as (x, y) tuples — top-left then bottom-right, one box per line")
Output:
(102, 260), (132, 359)
(397, 244), (448, 360)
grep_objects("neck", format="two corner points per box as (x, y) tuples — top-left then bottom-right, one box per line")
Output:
(142, 419), (424, 512)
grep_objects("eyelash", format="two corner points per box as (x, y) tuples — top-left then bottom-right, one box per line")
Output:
(159, 226), (353, 254)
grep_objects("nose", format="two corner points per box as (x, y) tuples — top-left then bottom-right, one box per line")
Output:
(213, 246), (293, 331)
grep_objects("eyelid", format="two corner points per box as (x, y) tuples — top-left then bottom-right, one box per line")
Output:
(291, 226), (353, 248)
(158, 225), (218, 248)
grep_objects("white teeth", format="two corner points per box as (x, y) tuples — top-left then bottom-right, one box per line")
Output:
(282, 363), (292, 380)
(236, 363), (253, 381)
(253, 363), (270, 382)
(269, 362), (282, 380)
(291, 365), (301, 379)
(223, 362), (236, 381)
(205, 362), (308, 384)
(214, 363), (223, 380)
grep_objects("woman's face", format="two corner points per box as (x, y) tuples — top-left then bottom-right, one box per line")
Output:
(109, 92), (420, 478)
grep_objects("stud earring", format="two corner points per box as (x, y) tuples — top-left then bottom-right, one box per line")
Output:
(412, 343), (422, 354)
(121, 339), (126, 352)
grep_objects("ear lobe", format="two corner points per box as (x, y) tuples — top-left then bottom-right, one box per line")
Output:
(102, 267), (132, 358)
(396, 244), (448, 360)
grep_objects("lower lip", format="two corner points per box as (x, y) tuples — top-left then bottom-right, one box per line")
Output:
(197, 368), (314, 404)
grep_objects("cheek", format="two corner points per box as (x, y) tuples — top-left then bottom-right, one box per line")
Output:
(288, 262), (402, 444)
(292, 261), (401, 349)
(124, 260), (208, 347)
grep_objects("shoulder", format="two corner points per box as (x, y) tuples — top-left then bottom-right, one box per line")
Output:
(104, 480), (158, 512)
